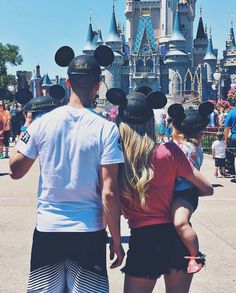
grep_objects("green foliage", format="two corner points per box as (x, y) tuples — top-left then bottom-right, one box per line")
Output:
(0, 42), (23, 89)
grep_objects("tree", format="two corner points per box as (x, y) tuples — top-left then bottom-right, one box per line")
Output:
(0, 43), (23, 98)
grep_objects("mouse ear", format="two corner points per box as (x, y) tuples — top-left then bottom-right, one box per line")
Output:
(94, 45), (114, 67)
(106, 88), (127, 106)
(146, 91), (167, 109)
(168, 104), (186, 121)
(198, 101), (214, 117)
(15, 89), (33, 105)
(55, 46), (75, 67)
(49, 85), (66, 101)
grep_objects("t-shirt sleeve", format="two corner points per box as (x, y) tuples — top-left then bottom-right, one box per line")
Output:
(174, 144), (194, 178)
(15, 120), (39, 160)
(100, 123), (124, 165)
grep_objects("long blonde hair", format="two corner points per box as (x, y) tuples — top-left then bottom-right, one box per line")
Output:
(117, 117), (157, 209)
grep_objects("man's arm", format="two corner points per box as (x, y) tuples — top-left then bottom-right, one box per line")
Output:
(224, 127), (230, 145)
(100, 164), (125, 269)
(9, 149), (35, 179)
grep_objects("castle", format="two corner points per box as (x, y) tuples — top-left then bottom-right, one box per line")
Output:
(26, 0), (236, 106)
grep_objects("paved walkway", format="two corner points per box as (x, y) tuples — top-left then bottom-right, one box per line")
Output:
(0, 155), (236, 293)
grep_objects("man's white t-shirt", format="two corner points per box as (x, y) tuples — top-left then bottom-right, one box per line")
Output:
(212, 140), (226, 159)
(16, 106), (124, 232)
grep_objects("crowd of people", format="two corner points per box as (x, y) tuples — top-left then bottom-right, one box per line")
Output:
(3, 44), (236, 292)
(0, 101), (25, 159)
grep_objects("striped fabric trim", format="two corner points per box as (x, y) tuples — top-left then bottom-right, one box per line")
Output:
(27, 259), (109, 293)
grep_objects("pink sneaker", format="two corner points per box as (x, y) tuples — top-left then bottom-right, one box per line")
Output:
(185, 253), (206, 274)
(214, 172), (218, 177)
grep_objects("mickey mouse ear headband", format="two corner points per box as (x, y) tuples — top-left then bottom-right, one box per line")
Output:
(106, 88), (167, 124)
(15, 85), (66, 113)
(168, 101), (214, 135)
(55, 45), (114, 77)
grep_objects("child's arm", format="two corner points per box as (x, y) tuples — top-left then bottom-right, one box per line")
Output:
(211, 142), (215, 159)
(186, 168), (213, 197)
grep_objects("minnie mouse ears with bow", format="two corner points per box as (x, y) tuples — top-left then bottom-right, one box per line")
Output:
(15, 85), (66, 113)
(106, 88), (167, 124)
(55, 45), (114, 77)
(168, 101), (214, 135)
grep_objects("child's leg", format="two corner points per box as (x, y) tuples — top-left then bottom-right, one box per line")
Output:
(214, 166), (218, 176)
(171, 198), (199, 257)
(221, 166), (226, 176)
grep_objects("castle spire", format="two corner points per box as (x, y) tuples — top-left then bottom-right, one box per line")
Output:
(97, 29), (104, 46)
(196, 7), (206, 40)
(83, 16), (96, 52)
(228, 21), (236, 49)
(170, 4), (186, 42)
(204, 31), (217, 60)
(106, 3), (120, 42)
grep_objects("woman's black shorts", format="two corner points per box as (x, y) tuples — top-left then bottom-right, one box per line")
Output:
(121, 223), (189, 280)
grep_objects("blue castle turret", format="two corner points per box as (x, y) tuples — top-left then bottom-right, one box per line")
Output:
(41, 73), (52, 96)
(204, 31), (217, 82)
(83, 20), (96, 54)
(97, 29), (104, 46)
(104, 5), (124, 90)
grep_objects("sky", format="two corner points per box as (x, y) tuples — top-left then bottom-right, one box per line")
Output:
(0, 0), (235, 79)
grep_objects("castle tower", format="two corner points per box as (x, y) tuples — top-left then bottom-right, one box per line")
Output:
(83, 19), (96, 55)
(41, 74), (52, 96)
(177, 0), (196, 55)
(129, 7), (160, 92)
(104, 5), (123, 90)
(31, 64), (42, 98)
(165, 5), (190, 96)
(223, 22), (236, 87)
(204, 32), (217, 82)
(193, 7), (208, 68)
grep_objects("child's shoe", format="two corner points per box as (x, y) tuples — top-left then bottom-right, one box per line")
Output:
(4, 153), (9, 159)
(214, 172), (218, 177)
(185, 252), (206, 274)
(0, 153), (4, 159)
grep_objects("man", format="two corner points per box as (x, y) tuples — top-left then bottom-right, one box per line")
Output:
(224, 105), (236, 183)
(9, 52), (125, 292)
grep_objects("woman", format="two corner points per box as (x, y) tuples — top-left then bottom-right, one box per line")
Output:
(0, 101), (11, 158)
(106, 89), (213, 293)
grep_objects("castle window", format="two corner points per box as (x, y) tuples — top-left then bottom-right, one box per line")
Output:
(136, 58), (144, 72)
(146, 58), (154, 72)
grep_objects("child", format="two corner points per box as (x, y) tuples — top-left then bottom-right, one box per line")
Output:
(168, 102), (214, 274)
(212, 132), (227, 177)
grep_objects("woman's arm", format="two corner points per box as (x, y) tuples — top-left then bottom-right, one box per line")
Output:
(186, 168), (214, 196)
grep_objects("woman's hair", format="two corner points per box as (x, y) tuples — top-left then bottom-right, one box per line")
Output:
(116, 116), (156, 209)
(172, 122), (203, 147)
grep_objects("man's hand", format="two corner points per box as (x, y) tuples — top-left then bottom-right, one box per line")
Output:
(109, 242), (125, 269)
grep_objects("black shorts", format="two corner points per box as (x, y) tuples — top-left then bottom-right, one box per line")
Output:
(3, 130), (10, 147)
(174, 187), (199, 211)
(121, 223), (189, 280)
(215, 158), (226, 168)
(28, 229), (109, 292)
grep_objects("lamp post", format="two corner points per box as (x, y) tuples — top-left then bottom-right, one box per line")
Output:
(212, 70), (222, 102)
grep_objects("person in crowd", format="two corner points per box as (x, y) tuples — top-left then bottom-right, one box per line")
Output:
(0, 101), (11, 158)
(208, 104), (219, 128)
(165, 117), (173, 142)
(9, 46), (125, 292)
(0, 113), (4, 159)
(218, 107), (228, 127)
(106, 89), (213, 293)
(10, 102), (21, 143)
(224, 104), (236, 183)
(168, 102), (214, 274)
(212, 131), (227, 177)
